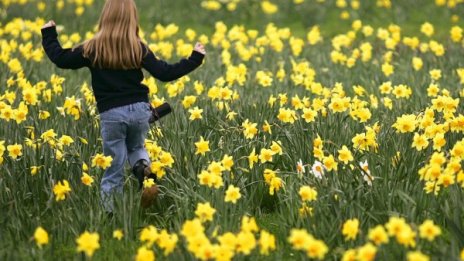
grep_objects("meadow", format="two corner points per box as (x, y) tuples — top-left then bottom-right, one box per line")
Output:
(1, 0), (464, 260)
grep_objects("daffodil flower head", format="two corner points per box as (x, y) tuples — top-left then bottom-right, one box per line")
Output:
(143, 178), (156, 188)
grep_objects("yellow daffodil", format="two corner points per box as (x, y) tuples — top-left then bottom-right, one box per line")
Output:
(53, 180), (71, 201)
(342, 218), (360, 241)
(33, 226), (49, 248)
(195, 136), (210, 155)
(76, 231), (100, 257)
(224, 185), (241, 203)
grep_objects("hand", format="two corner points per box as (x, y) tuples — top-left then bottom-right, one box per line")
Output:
(194, 42), (206, 55)
(42, 20), (56, 29)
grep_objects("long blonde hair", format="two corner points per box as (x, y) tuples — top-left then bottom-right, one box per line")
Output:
(82, 0), (143, 70)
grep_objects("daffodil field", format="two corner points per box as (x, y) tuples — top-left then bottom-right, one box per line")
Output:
(2, 0), (464, 260)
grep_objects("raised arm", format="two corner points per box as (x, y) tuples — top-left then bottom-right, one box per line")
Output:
(142, 44), (205, 82)
(41, 22), (89, 70)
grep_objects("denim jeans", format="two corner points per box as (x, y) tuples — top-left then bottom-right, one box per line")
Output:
(99, 102), (151, 211)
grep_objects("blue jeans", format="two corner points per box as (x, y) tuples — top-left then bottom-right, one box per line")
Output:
(99, 102), (152, 211)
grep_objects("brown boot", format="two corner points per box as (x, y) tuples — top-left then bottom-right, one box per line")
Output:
(141, 183), (158, 208)
(132, 159), (158, 208)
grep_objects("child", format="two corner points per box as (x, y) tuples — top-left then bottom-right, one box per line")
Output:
(41, 0), (205, 211)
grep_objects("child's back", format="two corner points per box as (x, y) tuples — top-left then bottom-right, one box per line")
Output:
(42, 27), (204, 113)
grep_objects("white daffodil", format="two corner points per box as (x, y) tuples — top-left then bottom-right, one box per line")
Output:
(360, 160), (374, 186)
(311, 160), (325, 179)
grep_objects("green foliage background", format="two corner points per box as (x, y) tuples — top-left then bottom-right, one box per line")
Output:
(1, 0), (464, 260)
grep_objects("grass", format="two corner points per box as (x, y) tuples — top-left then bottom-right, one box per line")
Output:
(1, 0), (464, 260)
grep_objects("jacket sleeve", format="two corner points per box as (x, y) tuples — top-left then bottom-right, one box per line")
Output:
(41, 26), (89, 69)
(141, 45), (204, 82)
